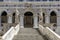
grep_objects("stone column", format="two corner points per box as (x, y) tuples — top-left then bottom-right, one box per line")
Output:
(0, 15), (1, 27)
(20, 15), (24, 28)
(45, 14), (50, 23)
(45, 9), (50, 23)
(0, 15), (2, 30)
(33, 14), (38, 28)
(8, 15), (12, 30)
(55, 13), (60, 35)
(8, 15), (12, 23)
(15, 15), (19, 23)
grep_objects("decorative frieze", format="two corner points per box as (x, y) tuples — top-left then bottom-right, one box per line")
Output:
(0, 2), (60, 8)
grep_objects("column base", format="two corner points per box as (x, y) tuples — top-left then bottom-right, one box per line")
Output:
(33, 26), (38, 28)
(20, 26), (24, 28)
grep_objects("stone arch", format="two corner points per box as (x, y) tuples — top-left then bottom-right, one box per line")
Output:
(24, 12), (33, 16)
(12, 12), (16, 23)
(49, 9), (58, 15)
(1, 11), (7, 23)
(23, 8), (35, 16)
(24, 11), (33, 28)
(50, 11), (57, 27)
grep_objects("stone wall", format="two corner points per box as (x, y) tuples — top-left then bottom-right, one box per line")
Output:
(0, 6), (60, 35)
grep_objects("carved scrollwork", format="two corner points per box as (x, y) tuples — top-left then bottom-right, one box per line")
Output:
(25, 3), (32, 7)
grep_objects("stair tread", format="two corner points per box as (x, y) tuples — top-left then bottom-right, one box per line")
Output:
(13, 28), (45, 40)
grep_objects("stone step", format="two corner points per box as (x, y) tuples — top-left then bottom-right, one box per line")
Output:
(13, 28), (45, 40)
(13, 35), (44, 40)
(19, 28), (38, 32)
(14, 34), (39, 38)
(18, 28), (38, 34)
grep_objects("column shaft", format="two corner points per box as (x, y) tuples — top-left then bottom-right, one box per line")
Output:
(45, 15), (50, 23)
(8, 15), (12, 23)
(20, 15), (24, 28)
(33, 16), (38, 28)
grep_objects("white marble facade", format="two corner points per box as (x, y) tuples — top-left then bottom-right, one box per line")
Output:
(0, 2), (60, 35)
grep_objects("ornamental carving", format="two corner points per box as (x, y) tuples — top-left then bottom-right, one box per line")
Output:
(24, 3), (32, 7)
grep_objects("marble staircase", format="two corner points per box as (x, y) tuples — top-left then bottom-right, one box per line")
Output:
(13, 28), (45, 40)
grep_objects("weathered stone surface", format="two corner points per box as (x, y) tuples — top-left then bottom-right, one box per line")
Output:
(13, 28), (45, 40)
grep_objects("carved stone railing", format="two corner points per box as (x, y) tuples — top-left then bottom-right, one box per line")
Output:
(40, 23), (55, 27)
(0, 23), (20, 40)
(1, 23), (18, 35)
(2, 27), (15, 40)
(39, 24), (60, 40)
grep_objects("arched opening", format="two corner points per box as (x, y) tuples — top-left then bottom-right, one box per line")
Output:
(24, 12), (33, 28)
(12, 13), (15, 23)
(1, 11), (7, 23)
(43, 13), (45, 24)
(50, 11), (57, 31)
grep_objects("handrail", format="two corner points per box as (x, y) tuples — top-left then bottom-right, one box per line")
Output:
(2, 27), (14, 40)
(39, 24), (60, 40)
(14, 24), (20, 35)
(46, 27), (60, 38)
(0, 24), (20, 40)
(45, 27), (60, 40)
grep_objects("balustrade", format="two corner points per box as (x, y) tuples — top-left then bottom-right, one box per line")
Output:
(38, 24), (60, 40)
(0, 23), (20, 40)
